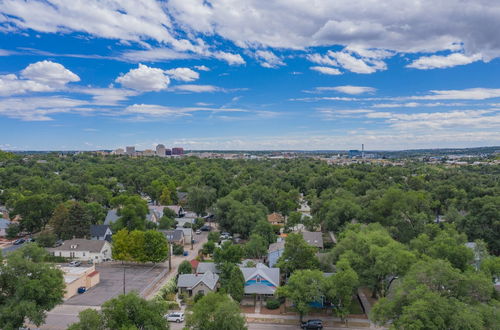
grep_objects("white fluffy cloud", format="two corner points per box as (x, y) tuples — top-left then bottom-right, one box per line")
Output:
(254, 50), (285, 68)
(0, 61), (79, 96)
(194, 65), (210, 71)
(213, 51), (246, 65)
(164, 67), (199, 82)
(5, 0), (500, 68)
(21, 60), (80, 87)
(0, 74), (52, 96)
(115, 64), (170, 91)
(310, 66), (342, 75)
(316, 86), (376, 95)
(407, 53), (483, 70)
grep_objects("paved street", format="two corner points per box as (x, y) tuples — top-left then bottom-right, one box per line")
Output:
(169, 321), (373, 330)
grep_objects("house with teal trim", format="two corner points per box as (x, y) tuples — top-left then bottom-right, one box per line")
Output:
(240, 263), (280, 297)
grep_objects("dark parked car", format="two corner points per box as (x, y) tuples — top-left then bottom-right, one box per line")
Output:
(200, 225), (212, 232)
(13, 238), (25, 245)
(301, 319), (323, 329)
(77, 287), (86, 294)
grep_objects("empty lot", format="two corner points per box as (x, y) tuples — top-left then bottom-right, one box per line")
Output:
(65, 262), (166, 306)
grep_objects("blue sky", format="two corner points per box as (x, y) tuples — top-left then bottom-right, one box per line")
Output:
(1, 1), (500, 150)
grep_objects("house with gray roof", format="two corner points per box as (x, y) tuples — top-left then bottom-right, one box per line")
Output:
(196, 262), (221, 274)
(177, 271), (219, 296)
(240, 263), (280, 297)
(301, 231), (324, 249)
(90, 225), (112, 242)
(161, 229), (184, 245)
(104, 209), (119, 225)
(48, 238), (112, 263)
(267, 241), (285, 267)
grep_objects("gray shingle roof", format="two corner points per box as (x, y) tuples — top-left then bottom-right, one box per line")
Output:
(301, 231), (324, 248)
(240, 263), (280, 294)
(162, 229), (184, 242)
(268, 241), (285, 253)
(50, 239), (108, 253)
(177, 271), (219, 290)
(90, 225), (111, 237)
(196, 262), (221, 274)
(104, 209), (119, 225)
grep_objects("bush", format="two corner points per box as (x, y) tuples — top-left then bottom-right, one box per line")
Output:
(36, 231), (57, 247)
(266, 298), (281, 310)
(193, 218), (205, 230)
(165, 300), (180, 310)
(194, 291), (205, 303)
(173, 244), (184, 255)
(6, 223), (20, 239)
(183, 222), (192, 228)
(207, 231), (220, 242)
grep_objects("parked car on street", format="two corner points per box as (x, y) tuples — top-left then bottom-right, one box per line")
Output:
(200, 225), (212, 231)
(165, 312), (184, 323)
(77, 287), (86, 294)
(301, 319), (323, 329)
(195, 229), (202, 235)
(13, 238), (25, 245)
(69, 261), (82, 267)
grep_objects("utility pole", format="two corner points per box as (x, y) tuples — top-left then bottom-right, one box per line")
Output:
(168, 242), (172, 271)
(122, 261), (126, 294)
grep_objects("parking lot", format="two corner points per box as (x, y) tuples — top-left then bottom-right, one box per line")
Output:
(65, 262), (166, 306)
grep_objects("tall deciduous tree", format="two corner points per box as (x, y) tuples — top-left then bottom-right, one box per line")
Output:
(69, 292), (169, 330)
(178, 260), (193, 274)
(245, 234), (268, 259)
(276, 233), (319, 276)
(277, 269), (325, 322)
(324, 258), (359, 321)
(0, 244), (65, 330)
(186, 293), (246, 330)
(188, 186), (216, 216)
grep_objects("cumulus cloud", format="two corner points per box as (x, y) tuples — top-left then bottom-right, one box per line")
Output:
(407, 53), (483, 69)
(316, 86), (376, 95)
(328, 50), (386, 74)
(115, 64), (170, 91)
(310, 66), (342, 75)
(0, 60), (79, 96)
(0, 74), (53, 96)
(21, 60), (80, 87)
(213, 51), (246, 65)
(194, 65), (210, 71)
(77, 88), (139, 105)
(254, 50), (285, 68)
(164, 67), (199, 82)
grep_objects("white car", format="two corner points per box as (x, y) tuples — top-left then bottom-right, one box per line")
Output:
(195, 229), (202, 235)
(165, 312), (184, 323)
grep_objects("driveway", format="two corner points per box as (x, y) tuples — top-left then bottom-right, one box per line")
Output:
(65, 263), (165, 306)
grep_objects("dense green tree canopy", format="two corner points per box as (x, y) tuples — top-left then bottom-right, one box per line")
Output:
(0, 244), (65, 330)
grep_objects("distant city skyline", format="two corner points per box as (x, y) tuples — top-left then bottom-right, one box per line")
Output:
(1, 1), (500, 150)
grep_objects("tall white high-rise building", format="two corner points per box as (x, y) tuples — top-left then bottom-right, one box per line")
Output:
(156, 144), (166, 157)
(125, 146), (135, 156)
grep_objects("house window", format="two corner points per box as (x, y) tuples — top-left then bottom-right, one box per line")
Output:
(83, 252), (85, 256)
(256, 276), (261, 283)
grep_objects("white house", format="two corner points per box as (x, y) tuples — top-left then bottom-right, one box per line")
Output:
(90, 225), (112, 242)
(49, 239), (112, 263)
